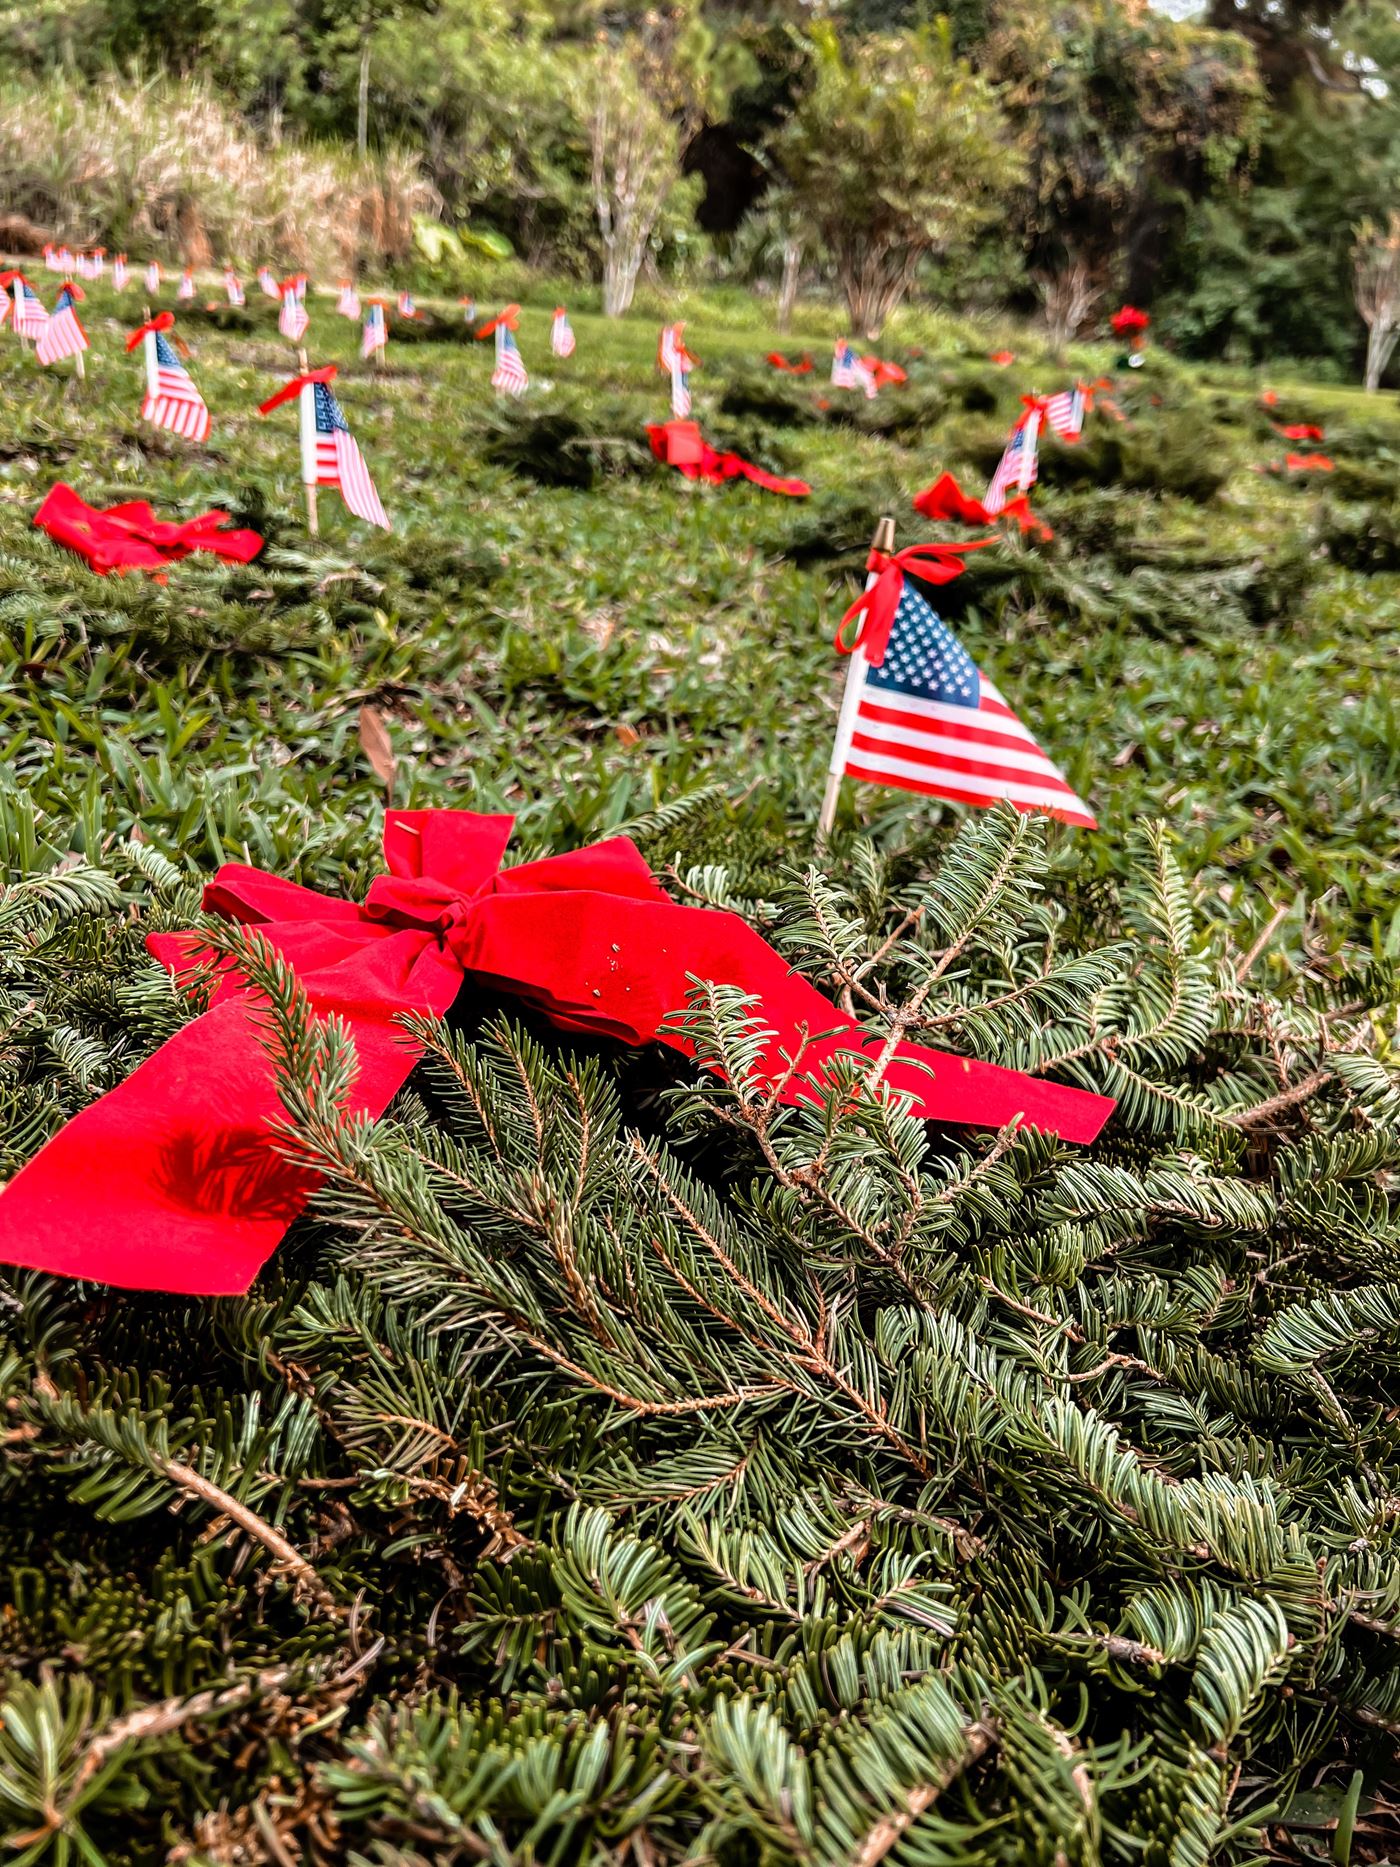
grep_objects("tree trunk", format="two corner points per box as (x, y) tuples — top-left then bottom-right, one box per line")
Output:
(777, 238), (802, 334)
(1363, 317), (1397, 392)
(602, 241), (644, 318)
(357, 16), (371, 158)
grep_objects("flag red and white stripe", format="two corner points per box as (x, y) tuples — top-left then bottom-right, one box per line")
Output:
(37, 287), (87, 366)
(832, 339), (876, 399)
(362, 301), (387, 358)
(138, 323), (211, 442)
(492, 323), (528, 395)
(337, 283), (360, 318)
(279, 284), (309, 342)
(551, 307), (575, 357)
(178, 268), (196, 300)
(144, 261), (161, 296)
(224, 268), (245, 306)
(13, 280), (50, 341)
(1043, 386), (1085, 442)
(113, 255), (129, 292)
(984, 408), (1041, 516)
(258, 267), (280, 300)
(299, 376), (390, 529)
(830, 569), (1094, 827)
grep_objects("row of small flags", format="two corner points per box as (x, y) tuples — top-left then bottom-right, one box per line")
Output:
(19, 257), (1101, 831)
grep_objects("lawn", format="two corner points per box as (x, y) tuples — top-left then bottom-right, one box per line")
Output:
(2, 269), (1400, 1863)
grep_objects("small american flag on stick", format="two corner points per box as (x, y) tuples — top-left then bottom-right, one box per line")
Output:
(177, 268), (195, 300)
(224, 268), (245, 307)
(258, 267), (280, 300)
(144, 261), (161, 296)
(337, 282), (361, 318)
(260, 365), (389, 532)
(1042, 386), (1085, 442)
(658, 323), (695, 418)
(13, 279), (50, 342)
(551, 307), (575, 357)
(492, 323), (528, 395)
(832, 339), (876, 398)
(37, 284), (88, 368)
(984, 407), (1041, 516)
(362, 300), (387, 360)
(278, 279), (309, 342)
(128, 312), (211, 442)
(113, 255), (129, 291)
(397, 290), (418, 318)
(824, 532), (1094, 830)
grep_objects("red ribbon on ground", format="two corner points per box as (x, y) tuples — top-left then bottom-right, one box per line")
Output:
(258, 364), (338, 416)
(1275, 422), (1324, 442)
(766, 351), (813, 373)
(912, 471), (1051, 541)
(34, 484), (263, 576)
(125, 310), (175, 352)
(0, 811), (1113, 1295)
(647, 421), (810, 497)
(836, 540), (993, 664)
(862, 358), (907, 389)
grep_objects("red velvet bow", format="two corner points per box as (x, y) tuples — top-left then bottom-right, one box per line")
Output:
(836, 541), (993, 665)
(258, 364), (337, 416)
(125, 310), (175, 352)
(34, 483), (263, 576)
(474, 304), (520, 339)
(912, 473), (1051, 542)
(0, 811), (1113, 1295)
(1111, 305), (1150, 336)
(646, 421), (810, 497)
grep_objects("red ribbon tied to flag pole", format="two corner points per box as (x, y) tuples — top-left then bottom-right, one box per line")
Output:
(0, 811), (1112, 1296)
(835, 540), (994, 666)
(474, 304), (521, 339)
(124, 310), (175, 351)
(258, 363), (339, 416)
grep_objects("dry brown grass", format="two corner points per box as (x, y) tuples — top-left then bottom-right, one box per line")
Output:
(0, 74), (435, 271)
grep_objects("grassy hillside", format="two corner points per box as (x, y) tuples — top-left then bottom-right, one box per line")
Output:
(3, 271), (1400, 1864)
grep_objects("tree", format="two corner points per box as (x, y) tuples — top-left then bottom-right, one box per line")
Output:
(578, 46), (686, 317)
(775, 21), (1020, 340)
(1354, 213), (1400, 389)
(981, 0), (1265, 310)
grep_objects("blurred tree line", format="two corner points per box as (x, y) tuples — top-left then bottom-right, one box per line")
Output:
(5, 0), (1400, 368)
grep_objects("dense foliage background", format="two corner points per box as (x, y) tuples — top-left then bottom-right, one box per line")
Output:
(4, 0), (1400, 371)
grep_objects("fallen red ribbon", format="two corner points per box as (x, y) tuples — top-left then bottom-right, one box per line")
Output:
(0, 811), (1112, 1294)
(837, 540), (994, 664)
(766, 351), (814, 374)
(34, 484), (262, 576)
(989, 350), (1016, 367)
(1275, 423), (1324, 442)
(912, 472), (1052, 541)
(1283, 452), (1334, 472)
(647, 420), (810, 497)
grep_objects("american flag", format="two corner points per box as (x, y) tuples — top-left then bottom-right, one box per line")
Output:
(0, 282), (12, 331)
(397, 290), (417, 318)
(37, 285), (87, 366)
(835, 572), (1094, 826)
(139, 324), (211, 442)
(832, 339), (876, 399)
(224, 268), (245, 306)
(301, 378), (389, 530)
(76, 251), (93, 280)
(145, 261), (161, 296)
(178, 268), (195, 300)
(361, 301), (387, 359)
(13, 280), (50, 341)
(984, 412), (1040, 516)
(57, 246), (75, 275)
(42, 245), (57, 272)
(459, 297), (475, 322)
(551, 307), (575, 357)
(113, 255), (129, 291)
(258, 267), (280, 300)
(279, 284), (309, 342)
(90, 250), (105, 280)
(1043, 386), (1085, 442)
(658, 323), (694, 417)
(336, 283), (360, 318)
(492, 323), (528, 395)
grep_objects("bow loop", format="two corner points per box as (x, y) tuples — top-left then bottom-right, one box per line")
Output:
(835, 539), (993, 666)
(258, 365), (337, 416)
(125, 310), (174, 351)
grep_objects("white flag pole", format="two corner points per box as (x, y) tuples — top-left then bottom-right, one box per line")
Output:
(296, 348), (319, 536)
(818, 514), (896, 844)
(142, 317), (159, 403)
(1018, 405), (1042, 490)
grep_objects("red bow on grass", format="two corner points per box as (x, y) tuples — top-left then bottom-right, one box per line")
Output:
(0, 811), (1113, 1295)
(34, 484), (262, 576)
(836, 540), (994, 665)
(767, 351), (814, 374)
(647, 420), (810, 497)
(912, 472), (1051, 541)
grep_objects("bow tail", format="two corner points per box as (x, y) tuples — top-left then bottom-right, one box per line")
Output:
(456, 894), (1115, 1142)
(0, 944), (463, 1296)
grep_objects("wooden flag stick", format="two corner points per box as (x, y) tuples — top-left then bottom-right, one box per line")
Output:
(818, 514), (895, 845)
(297, 345), (319, 536)
(74, 350), (85, 383)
